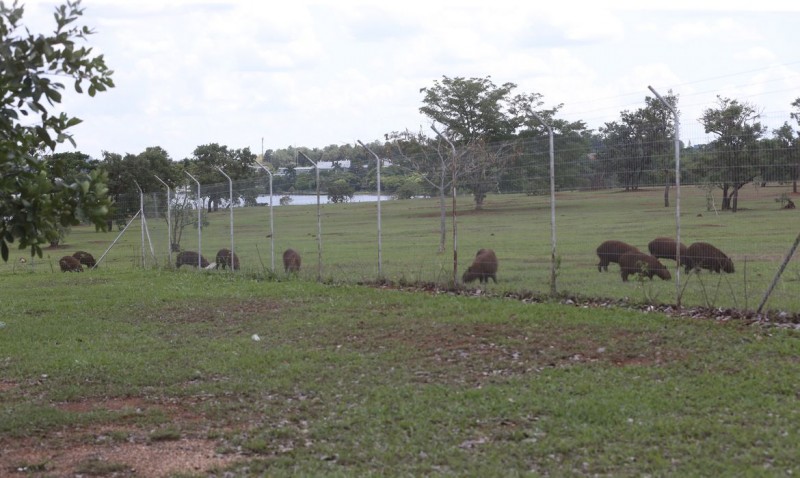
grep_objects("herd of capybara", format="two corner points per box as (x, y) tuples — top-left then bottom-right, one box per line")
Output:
(596, 237), (734, 282)
(56, 238), (731, 285)
(53, 233), (733, 289)
(59, 247), (305, 274)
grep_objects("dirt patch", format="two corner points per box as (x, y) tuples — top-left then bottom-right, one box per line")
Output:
(4, 434), (241, 477)
(0, 381), (18, 392)
(3, 396), (244, 477)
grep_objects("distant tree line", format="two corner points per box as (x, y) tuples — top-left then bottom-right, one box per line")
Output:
(3, 0), (799, 259)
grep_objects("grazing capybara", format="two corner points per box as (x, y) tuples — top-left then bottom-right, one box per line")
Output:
(462, 248), (498, 284)
(618, 251), (671, 282)
(175, 250), (210, 268)
(647, 237), (688, 265)
(215, 248), (240, 270)
(72, 251), (96, 269)
(596, 240), (639, 272)
(59, 255), (83, 272)
(283, 248), (301, 273)
(684, 242), (734, 274)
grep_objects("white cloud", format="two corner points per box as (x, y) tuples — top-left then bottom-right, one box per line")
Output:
(13, 0), (800, 159)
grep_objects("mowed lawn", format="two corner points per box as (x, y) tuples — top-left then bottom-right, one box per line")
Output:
(1, 262), (799, 475)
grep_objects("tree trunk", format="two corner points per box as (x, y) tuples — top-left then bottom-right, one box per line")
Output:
(664, 182), (670, 208)
(721, 184), (731, 210)
(731, 187), (739, 212)
(793, 179), (797, 194)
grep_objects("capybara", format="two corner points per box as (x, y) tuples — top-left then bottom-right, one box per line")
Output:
(647, 237), (688, 265)
(618, 251), (671, 282)
(175, 250), (210, 268)
(283, 248), (301, 273)
(72, 251), (96, 269)
(684, 242), (734, 274)
(59, 255), (83, 272)
(215, 248), (240, 270)
(462, 248), (498, 284)
(596, 240), (639, 272)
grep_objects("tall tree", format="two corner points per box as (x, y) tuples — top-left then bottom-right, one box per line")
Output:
(761, 123), (798, 193)
(788, 98), (800, 193)
(103, 147), (181, 221)
(596, 92), (678, 198)
(183, 143), (256, 212)
(513, 105), (591, 195)
(419, 76), (521, 209)
(700, 96), (766, 212)
(0, 0), (114, 260)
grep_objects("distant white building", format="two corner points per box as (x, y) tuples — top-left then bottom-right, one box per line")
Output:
(254, 155), (353, 175)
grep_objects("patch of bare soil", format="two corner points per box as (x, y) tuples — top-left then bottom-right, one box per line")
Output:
(2, 397), (244, 477)
(4, 434), (240, 477)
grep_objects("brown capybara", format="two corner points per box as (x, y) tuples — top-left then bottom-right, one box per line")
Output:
(684, 242), (734, 274)
(175, 250), (210, 268)
(283, 248), (301, 273)
(59, 255), (83, 272)
(618, 251), (671, 282)
(72, 251), (96, 269)
(215, 248), (240, 270)
(462, 248), (498, 284)
(647, 237), (688, 265)
(596, 240), (639, 272)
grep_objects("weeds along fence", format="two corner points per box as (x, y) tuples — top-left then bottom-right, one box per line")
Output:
(13, 114), (800, 315)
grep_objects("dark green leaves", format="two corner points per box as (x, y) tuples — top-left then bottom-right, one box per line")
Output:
(0, 0), (114, 260)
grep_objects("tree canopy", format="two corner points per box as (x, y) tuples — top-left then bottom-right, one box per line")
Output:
(0, 0), (114, 260)
(699, 96), (766, 212)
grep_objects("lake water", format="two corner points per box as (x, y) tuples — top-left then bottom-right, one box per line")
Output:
(255, 194), (392, 206)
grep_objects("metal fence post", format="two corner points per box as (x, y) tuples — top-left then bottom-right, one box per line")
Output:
(359, 140), (383, 279)
(648, 85), (682, 308)
(184, 171), (202, 269)
(216, 167), (235, 270)
(154, 175), (172, 267)
(530, 111), (558, 297)
(256, 163), (275, 272)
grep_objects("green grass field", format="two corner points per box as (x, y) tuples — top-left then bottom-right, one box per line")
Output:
(0, 186), (799, 476)
(4, 185), (798, 312)
(1, 269), (799, 476)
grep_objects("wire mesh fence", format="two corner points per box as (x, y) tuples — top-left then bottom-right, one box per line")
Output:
(6, 112), (799, 315)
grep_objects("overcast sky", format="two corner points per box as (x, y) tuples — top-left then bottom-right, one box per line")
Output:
(18, 0), (800, 160)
